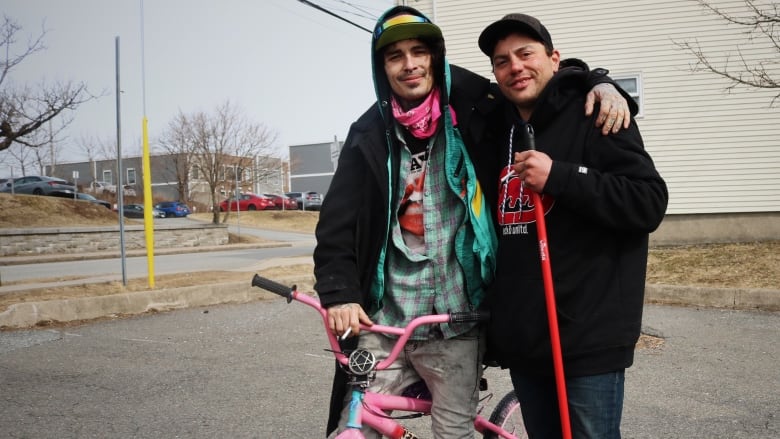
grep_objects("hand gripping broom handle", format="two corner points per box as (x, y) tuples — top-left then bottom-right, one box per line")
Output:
(525, 125), (572, 439)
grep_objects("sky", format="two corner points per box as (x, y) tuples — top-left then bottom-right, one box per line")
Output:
(2, 0), (394, 172)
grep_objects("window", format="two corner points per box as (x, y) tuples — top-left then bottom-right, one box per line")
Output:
(127, 168), (137, 185)
(102, 170), (112, 184)
(613, 74), (643, 118)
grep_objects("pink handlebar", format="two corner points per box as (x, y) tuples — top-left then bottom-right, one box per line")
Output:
(250, 274), (482, 370)
(294, 289), (451, 369)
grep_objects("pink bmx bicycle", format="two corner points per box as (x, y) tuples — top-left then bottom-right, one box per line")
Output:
(252, 274), (527, 439)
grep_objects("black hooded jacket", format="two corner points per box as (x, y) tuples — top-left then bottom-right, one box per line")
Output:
(486, 66), (668, 377)
(313, 5), (508, 434)
(315, 61), (502, 436)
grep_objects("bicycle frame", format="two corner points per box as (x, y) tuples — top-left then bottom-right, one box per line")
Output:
(251, 275), (522, 439)
(340, 390), (514, 439)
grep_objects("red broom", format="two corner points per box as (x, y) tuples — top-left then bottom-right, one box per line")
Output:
(525, 125), (572, 439)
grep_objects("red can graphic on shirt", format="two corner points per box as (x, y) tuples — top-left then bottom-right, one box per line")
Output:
(497, 165), (554, 229)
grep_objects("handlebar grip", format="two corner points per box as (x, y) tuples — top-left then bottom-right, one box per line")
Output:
(450, 310), (490, 324)
(251, 274), (295, 302)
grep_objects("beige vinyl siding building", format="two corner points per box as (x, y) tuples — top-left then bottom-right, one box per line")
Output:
(402, 0), (779, 242)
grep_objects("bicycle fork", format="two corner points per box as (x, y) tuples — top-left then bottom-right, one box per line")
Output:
(341, 389), (421, 439)
(344, 389), (365, 430)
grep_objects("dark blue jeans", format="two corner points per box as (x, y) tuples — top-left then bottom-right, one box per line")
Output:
(509, 369), (625, 439)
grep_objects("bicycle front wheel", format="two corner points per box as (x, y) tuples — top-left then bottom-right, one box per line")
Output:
(484, 390), (527, 439)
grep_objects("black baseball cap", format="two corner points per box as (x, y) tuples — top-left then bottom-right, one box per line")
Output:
(478, 13), (553, 57)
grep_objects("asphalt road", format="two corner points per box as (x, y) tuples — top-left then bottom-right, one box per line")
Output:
(0, 246), (314, 285)
(1, 301), (777, 438)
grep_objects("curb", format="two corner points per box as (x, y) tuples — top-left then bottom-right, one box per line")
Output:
(0, 274), (317, 329)
(2, 246), (778, 329)
(645, 284), (780, 311)
(2, 280), (777, 330)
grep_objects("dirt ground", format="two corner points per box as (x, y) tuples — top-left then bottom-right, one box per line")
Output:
(1, 193), (778, 314)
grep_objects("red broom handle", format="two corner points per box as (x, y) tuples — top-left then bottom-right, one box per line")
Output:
(531, 192), (572, 439)
(525, 124), (572, 439)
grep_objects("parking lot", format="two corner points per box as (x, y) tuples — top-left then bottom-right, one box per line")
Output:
(1, 301), (777, 438)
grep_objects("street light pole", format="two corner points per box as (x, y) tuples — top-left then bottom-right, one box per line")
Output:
(115, 36), (127, 286)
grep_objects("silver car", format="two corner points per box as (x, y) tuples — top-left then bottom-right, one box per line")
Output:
(0, 175), (76, 195)
(284, 191), (323, 211)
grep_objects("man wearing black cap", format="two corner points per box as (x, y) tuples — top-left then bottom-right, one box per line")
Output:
(313, 6), (632, 438)
(479, 13), (669, 438)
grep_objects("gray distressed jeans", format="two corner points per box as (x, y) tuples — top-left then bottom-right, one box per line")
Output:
(336, 326), (485, 438)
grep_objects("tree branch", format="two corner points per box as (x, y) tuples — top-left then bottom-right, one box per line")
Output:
(675, 0), (780, 106)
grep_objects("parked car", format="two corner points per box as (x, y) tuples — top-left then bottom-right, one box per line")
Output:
(0, 175), (76, 195)
(48, 190), (112, 209)
(219, 193), (276, 212)
(154, 201), (191, 218)
(262, 193), (298, 210)
(85, 181), (137, 197)
(121, 185), (137, 197)
(122, 203), (163, 218)
(77, 193), (112, 209)
(284, 191), (323, 211)
(84, 180), (112, 194)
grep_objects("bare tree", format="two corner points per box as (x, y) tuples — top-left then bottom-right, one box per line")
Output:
(1, 119), (62, 176)
(0, 15), (97, 152)
(75, 134), (117, 187)
(156, 101), (278, 224)
(156, 111), (197, 202)
(675, 0), (780, 105)
(78, 134), (117, 163)
(4, 142), (33, 176)
(29, 121), (63, 175)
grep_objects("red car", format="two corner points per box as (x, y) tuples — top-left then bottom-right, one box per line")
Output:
(263, 193), (298, 210)
(219, 193), (275, 211)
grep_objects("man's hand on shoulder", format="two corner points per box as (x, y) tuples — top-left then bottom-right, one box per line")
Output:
(586, 83), (631, 135)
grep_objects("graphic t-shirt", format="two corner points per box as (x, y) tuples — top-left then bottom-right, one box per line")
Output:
(398, 137), (430, 253)
(497, 165), (555, 237)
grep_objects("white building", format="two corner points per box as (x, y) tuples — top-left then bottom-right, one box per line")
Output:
(402, 0), (779, 243)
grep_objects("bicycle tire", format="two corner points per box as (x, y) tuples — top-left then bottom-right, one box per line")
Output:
(483, 390), (527, 439)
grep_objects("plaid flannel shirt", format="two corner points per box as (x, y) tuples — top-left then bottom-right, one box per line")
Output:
(373, 127), (476, 340)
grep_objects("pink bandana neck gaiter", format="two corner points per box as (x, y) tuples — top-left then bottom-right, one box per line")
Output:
(391, 88), (457, 139)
